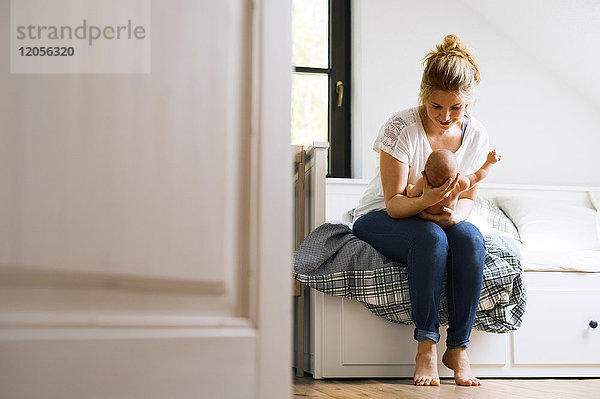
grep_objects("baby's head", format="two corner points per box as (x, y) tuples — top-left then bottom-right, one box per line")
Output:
(424, 149), (458, 187)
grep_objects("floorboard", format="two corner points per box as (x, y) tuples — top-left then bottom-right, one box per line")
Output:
(293, 373), (600, 399)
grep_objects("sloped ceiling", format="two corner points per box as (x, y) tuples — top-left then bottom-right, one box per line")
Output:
(461, 0), (600, 108)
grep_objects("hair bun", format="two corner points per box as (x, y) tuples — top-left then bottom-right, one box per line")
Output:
(437, 35), (469, 58)
(433, 34), (480, 84)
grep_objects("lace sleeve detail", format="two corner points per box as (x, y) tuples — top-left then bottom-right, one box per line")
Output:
(380, 118), (407, 149)
(373, 113), (414, 163)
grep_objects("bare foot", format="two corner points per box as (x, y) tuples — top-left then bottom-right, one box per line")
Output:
(413, 340), (440, 386)
(442, 348), (481, 386)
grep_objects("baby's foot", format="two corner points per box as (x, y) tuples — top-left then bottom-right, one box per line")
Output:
(442, 348), (481, 386)
(487, 149), (501, 164)
(413, 340), (440, 386)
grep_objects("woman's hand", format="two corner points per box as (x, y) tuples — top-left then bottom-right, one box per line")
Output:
(418, 206), (459, 228)
(420, 171), (460, 207)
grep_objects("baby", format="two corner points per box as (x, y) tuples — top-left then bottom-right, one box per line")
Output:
(406, 149), (501, 215)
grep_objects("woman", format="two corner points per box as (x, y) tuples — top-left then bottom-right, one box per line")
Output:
(352, 35), (489, 386)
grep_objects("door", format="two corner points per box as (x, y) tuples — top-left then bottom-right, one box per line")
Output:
(0, 0), (292, 398)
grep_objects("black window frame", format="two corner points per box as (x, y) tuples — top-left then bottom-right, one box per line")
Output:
(294, 0), (351, 178)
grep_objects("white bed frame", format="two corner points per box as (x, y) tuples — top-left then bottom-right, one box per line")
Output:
(296, 144), (600, 379)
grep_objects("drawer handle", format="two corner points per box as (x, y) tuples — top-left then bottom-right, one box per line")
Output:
(590, 320), (598, 329)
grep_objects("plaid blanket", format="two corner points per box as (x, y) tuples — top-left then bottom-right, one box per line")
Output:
(293, 198), (527, 333)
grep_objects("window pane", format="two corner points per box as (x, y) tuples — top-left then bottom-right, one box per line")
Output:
(290, 73), (328, 148)
(292, 0), (328, 68)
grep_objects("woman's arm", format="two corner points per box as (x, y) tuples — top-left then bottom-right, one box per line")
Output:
(418, 184), (479, 228)
(405, 178), (423, 197)
(454, 196), (476, 220)
(455, 182), (480, 219)
(381, 151), (458, 219)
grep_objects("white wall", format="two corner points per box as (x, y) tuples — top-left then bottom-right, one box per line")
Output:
(352, 0), (600, 186)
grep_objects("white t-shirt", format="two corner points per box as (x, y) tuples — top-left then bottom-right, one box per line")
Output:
(353, 107), (490, 221)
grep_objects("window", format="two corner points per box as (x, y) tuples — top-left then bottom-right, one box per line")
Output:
(291, 0), (351, 177)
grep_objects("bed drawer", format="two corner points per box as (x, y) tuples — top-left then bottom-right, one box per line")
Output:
(339, 297), (508, 366)
(513, 289), (600, 365)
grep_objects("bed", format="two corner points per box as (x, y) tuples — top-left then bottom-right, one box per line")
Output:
(293, 143), (600, 378)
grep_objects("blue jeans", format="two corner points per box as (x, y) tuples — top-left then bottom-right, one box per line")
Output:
(353, 210), (485, 348)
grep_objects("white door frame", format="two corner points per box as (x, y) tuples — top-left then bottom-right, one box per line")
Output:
(250, 0), (293, 397)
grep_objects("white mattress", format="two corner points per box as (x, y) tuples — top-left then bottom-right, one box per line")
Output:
(522, 248), (600, 273)
(493, 194), (600, 273)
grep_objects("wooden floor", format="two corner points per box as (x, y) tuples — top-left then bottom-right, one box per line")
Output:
(294, 373), (600, 399)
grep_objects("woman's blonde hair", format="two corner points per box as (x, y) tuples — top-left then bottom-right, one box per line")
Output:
(418, 34), (480, 106)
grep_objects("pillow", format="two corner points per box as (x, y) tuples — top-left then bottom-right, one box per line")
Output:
(589, 192), (600, 210)
(496, 197), (600, 252)
(588, 192), (600, 241)
(468, 197), (521, 242)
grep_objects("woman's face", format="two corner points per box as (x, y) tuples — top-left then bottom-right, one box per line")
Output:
(424, 90), (467, 131)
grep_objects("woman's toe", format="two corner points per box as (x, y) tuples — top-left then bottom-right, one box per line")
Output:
(465, 378), (480, 386)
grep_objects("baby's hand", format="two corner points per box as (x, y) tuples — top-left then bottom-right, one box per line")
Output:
(487, 149), (501, 164)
